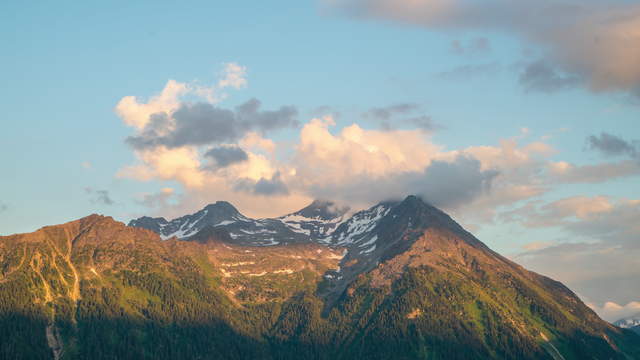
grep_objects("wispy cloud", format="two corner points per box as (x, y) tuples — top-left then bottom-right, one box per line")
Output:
(85, 188), (115, 206)
(510, 196), (640, 304)
(519, 60), (582, 93)
(436, 62), (501, 81)
(136, 187), (176, 209)
(363, 103), (437, 131)
(587, 133), (639, 159)
(326, 0), (640, 97)
(450, 37), (491, 56)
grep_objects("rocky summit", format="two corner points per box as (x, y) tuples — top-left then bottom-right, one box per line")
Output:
(1, 196), (639, 359)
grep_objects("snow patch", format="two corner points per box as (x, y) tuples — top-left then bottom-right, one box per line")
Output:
(362, 244), (376, 254)
(335, 205), (389, 245)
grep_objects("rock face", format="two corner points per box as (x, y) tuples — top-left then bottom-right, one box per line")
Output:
(1, 196), (639, 359)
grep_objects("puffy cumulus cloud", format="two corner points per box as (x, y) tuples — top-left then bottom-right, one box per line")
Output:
(128, 115), (569, 224)
(293, 116), (439, 184)
(409, 156), (498, 209)
(304, 154), (498, 210)
(115, 64), (301, 205)
(115, 63), (248, 130)
(117, 146), (205, 188)
(118, 111), (527, 219)
(438, 139), (555, 226)
(587, 132), (639, 159)
(125, 99), (298, 150)
(116, 80), (188, 130)
(510, 196), (640, 305)
(326, 0), (640, 96)
(239, 132), (276, 155)
(287, 116), (522, 212)
(587, 301), (640, 323)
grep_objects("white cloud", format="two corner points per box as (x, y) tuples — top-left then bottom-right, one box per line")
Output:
(116, 79), (189, 129)
(217, 62), (247, 90)
(292, 115), (439, 185)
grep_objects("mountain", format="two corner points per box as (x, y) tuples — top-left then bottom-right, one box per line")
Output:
(1, 196), (639, 359)
(614, 314), (640, 335)
(128, 199), (350, 246)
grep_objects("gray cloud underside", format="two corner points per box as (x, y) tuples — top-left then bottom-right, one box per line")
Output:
(204, 145), (249, 168)
(127, 98), (298, 150)
(234, 172), (289, 196)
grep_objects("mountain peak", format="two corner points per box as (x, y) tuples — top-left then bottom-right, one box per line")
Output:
(394, 194), (474, 241)
(204, 200), (240, 214)
(292, 199), (350, 221)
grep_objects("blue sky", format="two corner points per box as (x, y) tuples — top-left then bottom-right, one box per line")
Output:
(1, 0), (639, 320)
